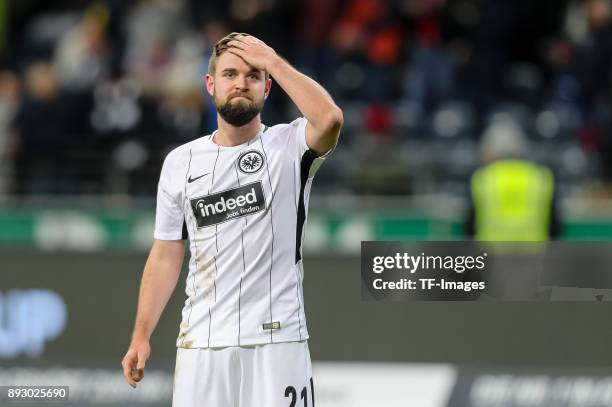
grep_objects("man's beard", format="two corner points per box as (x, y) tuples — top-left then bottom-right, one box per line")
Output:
(216, 94), (262, 127)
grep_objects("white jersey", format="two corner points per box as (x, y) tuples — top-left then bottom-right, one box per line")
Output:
(154, 117), (328, 348)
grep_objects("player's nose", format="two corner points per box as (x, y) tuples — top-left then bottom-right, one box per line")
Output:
(234, 74), (249, 90)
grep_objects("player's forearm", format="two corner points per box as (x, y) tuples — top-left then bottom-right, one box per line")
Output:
(267, 56), (343, 133)
(131, 240), (184, 342)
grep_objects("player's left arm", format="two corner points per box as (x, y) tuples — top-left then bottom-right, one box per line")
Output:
(228, 35), (343, 156)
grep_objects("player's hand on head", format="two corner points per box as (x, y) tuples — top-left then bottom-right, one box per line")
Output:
(121, 340), (151, 388)
(227, 34), (277, 72)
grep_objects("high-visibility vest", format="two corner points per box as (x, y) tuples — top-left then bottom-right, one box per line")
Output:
(471, 160), (554, 241)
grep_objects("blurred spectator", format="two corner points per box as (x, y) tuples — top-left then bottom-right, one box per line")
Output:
(157, 33), (204, 138)
(402, 0), (454, 112)
(294, 0), (341, 81)
(575, 0), (612, 107)
(330, 0), (404, 102)
(0, 71), (20, 193)
(54, 3), (110, 91)
(464, 118), (561, 240)
(123, 0), (185, 96)
(11, 62), (89, 194)
(571, 0), (612, 185)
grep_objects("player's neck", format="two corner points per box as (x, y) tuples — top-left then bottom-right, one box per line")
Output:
(214, 116), (262, 147)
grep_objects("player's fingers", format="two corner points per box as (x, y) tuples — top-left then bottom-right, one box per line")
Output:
(131, 368), (145, 384)
(235, 33), (251, 40)
(228, 48), (244, 56)
(242, 34), (265, 46)
(122, 351), (138, 387)
(246, 36), (262, 45)
(122, 359), (136, 388)
(228, 50), (247, 62)
(125, 372), (136, 388)
(136, 350), (148, 370)
(122, 352), (136, 371)
(238, 33), (261, 42)
(228, 40), (247, 50)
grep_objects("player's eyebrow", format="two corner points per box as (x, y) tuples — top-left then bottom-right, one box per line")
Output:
(220, 68), (262, 76)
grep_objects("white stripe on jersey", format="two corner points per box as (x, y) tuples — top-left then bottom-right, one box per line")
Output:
(154, 117), (329, 348)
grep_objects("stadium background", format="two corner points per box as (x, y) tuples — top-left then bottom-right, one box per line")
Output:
(2, 0), (612, 406)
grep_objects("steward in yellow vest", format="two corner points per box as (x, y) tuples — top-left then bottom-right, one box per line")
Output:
(464, 120), (561, 241)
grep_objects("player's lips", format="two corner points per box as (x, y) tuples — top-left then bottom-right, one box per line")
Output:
(230, 95), (251, 101)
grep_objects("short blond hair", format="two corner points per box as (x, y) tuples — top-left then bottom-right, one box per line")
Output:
(208, 32), (269, 79)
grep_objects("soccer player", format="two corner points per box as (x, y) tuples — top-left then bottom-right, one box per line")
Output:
(121, 32), (343, 407)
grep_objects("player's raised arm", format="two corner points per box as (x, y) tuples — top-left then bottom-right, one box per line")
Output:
(122, 239), (185, 388)
(227, 35), (343, 156)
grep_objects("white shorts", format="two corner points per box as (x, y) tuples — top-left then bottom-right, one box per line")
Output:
(172, 341), (314, 407)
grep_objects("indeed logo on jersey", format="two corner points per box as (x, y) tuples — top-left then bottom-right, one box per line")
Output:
(190, 181), (266, 227)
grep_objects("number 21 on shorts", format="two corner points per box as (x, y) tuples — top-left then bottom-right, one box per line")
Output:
(284, 377), (315, 407)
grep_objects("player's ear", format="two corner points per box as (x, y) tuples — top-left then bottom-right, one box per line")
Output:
(264, 77), (272, 99)
(205, 73), (214, 97)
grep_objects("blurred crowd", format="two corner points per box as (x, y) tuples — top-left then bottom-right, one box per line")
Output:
(1, 0), (612, 198)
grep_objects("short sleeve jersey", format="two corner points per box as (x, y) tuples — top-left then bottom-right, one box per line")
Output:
(154, 117), (328, 348)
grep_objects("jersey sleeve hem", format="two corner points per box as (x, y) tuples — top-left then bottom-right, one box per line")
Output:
(153, 231), (186, 241)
